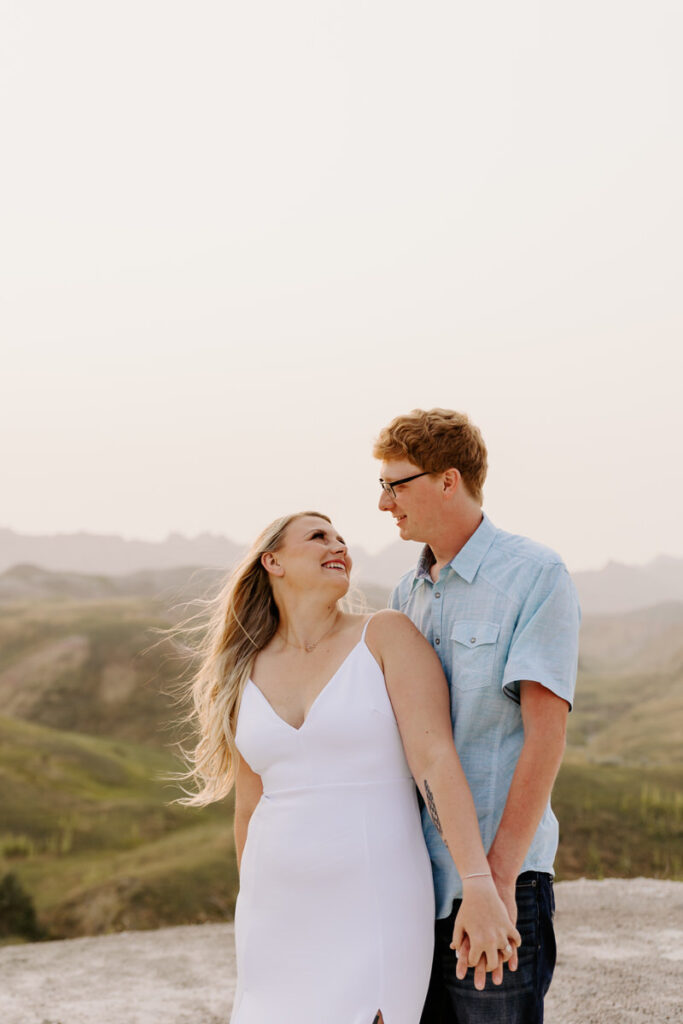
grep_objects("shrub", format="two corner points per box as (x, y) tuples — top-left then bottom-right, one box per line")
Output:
(0, 834), (35, 859)
(0, 872), (46, 940)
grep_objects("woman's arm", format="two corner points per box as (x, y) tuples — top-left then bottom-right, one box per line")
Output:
(234, 753), (263, 872)
(366, 610), (520, 980)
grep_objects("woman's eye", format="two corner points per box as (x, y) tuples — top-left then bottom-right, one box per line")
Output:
(311, 531), (325, 539)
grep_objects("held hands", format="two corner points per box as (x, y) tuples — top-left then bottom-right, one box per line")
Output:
(449, 875), (521, 991)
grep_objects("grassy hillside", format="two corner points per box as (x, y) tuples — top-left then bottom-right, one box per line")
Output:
(553, 756), (681, 879)
(0, 578), (681, 940)
(568, 602), (683, 764)
(0, 715), (237, 939)
(0, 596), (187, 746)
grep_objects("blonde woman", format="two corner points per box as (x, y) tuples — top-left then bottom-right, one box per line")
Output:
(183, 511), (519, 1024)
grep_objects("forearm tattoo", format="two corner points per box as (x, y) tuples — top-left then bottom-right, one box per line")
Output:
(424, 779), (448, 848)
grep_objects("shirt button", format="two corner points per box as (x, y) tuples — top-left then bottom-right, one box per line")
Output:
(435, 592), (441, 598)
(435, 638), (440, 645)
(470, 637), (477, 644)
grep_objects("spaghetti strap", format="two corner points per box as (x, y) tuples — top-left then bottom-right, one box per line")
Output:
(360, 614), (374, 644)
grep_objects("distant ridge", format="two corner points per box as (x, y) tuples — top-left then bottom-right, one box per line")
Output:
(0, 527), (421, 595)
(0, 527), (244, 577)
(1, 528), (682, 614)
(571, 554), (683, 614)
(0, 562), (224, 605)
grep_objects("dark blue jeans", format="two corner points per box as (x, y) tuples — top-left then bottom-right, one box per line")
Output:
(419, 872), (557, 1024)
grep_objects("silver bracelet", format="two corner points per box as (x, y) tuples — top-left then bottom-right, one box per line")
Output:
(462, 871), (492, 880)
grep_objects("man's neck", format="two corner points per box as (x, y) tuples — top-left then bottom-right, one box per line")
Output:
(427, 508), (483, 581)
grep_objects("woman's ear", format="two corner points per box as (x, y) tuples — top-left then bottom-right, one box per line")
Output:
(261, 551), (284, 577)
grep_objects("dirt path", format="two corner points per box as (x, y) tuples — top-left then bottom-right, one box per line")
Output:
(1, 879), (681, 1023)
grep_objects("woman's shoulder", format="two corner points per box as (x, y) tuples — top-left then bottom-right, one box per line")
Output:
(364, 611), (436, 676)
(364, 608), (424, 644)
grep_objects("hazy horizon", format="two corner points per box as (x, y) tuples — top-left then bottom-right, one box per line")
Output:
(2, 521), (682, 576)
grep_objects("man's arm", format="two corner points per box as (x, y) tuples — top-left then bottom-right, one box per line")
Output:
(487, 680), (569, 919)
(464, 561), (578, 981)
(457, 680), (568, 983)
(491, 560), (578, 912)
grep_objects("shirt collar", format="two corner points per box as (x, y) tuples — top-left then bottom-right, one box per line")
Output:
(413, 512), (498, 586)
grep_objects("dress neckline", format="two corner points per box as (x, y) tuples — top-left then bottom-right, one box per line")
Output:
(247, 632), (370, 734)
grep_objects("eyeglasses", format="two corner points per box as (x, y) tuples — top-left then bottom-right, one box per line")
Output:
(379, 471), (430, 500)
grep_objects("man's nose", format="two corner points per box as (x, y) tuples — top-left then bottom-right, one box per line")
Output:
(378, 489), (394, 511)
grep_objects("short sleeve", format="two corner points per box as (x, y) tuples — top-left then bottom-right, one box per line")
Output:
(388, 585), (401, 611)
(502, 562), (580, 709)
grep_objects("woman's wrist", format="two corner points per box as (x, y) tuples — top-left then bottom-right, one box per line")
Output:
(461, 871), (496, 887)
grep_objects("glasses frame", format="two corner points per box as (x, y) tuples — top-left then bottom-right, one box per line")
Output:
(379, 471), (431, 500)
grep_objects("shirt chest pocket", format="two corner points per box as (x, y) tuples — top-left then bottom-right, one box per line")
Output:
(451, 620), (500, 691)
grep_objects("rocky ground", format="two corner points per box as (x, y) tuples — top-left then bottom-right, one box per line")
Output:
(1, 879), (681, 1023)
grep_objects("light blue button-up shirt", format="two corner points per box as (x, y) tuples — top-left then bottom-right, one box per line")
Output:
(389, 513), (580, 918)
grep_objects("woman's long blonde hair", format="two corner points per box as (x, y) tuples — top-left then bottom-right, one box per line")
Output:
(177, 511), (331, 806)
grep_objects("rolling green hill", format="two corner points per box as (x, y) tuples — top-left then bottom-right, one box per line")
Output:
(0, 569), (681, 940)
(568, 602), (683, 764)
(0, 595), (186, 746)
(0, 583), (239, 939)
(0, 714), (237, 939)
(552, 756), (681, 879)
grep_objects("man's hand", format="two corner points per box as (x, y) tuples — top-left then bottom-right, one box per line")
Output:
(454, 877), (519, 989)
(455, 936), (514, 990)
(489, 874), (518, 973)
(449, 876), (520, 988)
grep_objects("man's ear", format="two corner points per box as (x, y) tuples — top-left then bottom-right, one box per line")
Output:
(261, 552), (284, 577)
(442, 468), (461, 495)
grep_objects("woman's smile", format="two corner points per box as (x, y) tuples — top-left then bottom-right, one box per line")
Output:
(322, 559), (347, 573)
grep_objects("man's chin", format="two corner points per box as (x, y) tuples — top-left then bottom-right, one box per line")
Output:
(396, 519), (412, 540)
(397, 520), (428, 545)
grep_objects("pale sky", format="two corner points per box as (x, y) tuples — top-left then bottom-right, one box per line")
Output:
(2, 0), (682, 572)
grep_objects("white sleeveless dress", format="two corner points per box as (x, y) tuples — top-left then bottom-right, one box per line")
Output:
(231, 622), (435, 1024)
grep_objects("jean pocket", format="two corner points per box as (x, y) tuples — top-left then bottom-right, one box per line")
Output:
(514, 881), (539, 966)
(451, 620), (500, 691)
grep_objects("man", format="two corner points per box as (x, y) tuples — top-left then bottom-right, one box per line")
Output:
(374, 408), (580, 1024)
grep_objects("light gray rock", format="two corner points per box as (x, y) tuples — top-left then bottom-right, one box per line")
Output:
(1, 880), (681, 1023)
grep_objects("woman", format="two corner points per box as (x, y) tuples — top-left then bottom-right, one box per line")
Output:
(182, 511), (519, 1024)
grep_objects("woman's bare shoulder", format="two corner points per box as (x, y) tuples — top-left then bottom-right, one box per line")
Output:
(367, 608), (419, 632)
(365, 609), (428, 651)
(365, 611), (440, 679)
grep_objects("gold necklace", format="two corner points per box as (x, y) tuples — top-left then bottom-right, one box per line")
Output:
(277, 614), (339, 653)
